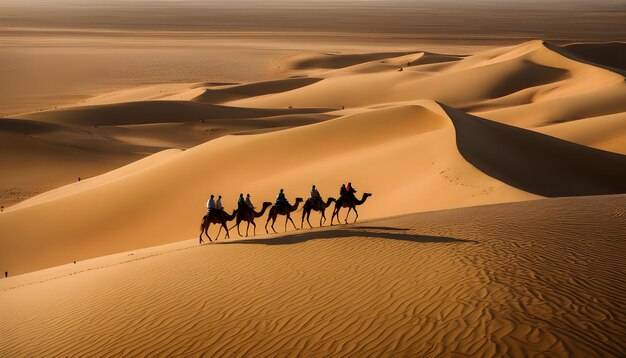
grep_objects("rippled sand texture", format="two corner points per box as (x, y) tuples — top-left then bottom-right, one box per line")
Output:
(1, 195), (624, 356)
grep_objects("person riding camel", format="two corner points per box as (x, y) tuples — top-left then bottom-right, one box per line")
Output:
(245, 193), (255, 210)
(237, 193), (247, 211)
(276, 189), (288, 209)
(207, 195), (216, 212)
(310, 185), (321, 206)
(339, 184), (347, 199)
(344, 182), (356, 202)
(347, 182), (356, 195)
(215, 195), (226, 220)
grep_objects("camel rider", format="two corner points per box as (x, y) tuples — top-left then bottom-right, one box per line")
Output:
(237, 193), (247, 211)
(245, 193), (255, 210)
(207, 195), (216, 212)
(339, 184), (347, 199)
(346, 182), (357, 201)
(311, 185), (321, 206)
(276, 189), (287, 209)
(216, 195), (224, 211)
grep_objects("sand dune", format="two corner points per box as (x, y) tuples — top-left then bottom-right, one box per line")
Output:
(561, 42), (626, 74)
(0, 117), (144, 207)
(3, 102), (333, 205)
(1, 194), (624, 356)
(228, 41), (625, 129)
(535, 111), (626, 155)
(15, 101), (329, 127)
(1, 102), (541, 275)
(2, 40), (626, 276)
(192, 78), (324, 104)
(442, 104), (626, 196)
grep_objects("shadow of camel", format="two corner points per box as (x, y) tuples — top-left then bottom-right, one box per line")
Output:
(218, 227), (473, 246)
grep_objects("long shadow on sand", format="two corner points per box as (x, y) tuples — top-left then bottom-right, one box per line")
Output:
(217, 226), (473, 246)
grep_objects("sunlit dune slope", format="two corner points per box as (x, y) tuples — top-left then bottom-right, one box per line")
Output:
(1, 102), (542, 275)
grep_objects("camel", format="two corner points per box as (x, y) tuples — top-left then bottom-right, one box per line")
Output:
(265, 198), (304, 234)
(330, 193), (372, 225)
(199, 209), (238, 244)
(301, 197), (336, 229)
(229, 202), (272, 237)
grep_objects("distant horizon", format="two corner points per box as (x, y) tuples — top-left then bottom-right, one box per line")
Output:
(2, 0), (625, 42)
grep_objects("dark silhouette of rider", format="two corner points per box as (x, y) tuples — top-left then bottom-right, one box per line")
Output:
(237, 193), (247, 211)
(346, 182), (357, 201)
(339, 184), (347, 198)
(276, 189), (288, 209)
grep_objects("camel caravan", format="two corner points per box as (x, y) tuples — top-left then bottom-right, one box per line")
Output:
(199, 183), (372, 243)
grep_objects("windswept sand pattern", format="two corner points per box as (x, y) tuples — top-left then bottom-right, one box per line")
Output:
(1, 195), (624, 356)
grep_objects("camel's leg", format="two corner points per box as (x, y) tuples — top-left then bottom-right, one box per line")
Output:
(345, 207), (352, 224)
(301, 209), (306, 229)
(216, 224), (222, 240)
(265, 216), (270, 234)
(199, 223), (204, 244)
(251, 221), (257, 236)
(205, 223), (212, 243)
(353, 207), (359, 223)
(305, 210), (313, 229)
(287, 214), (298, 231)
(331, 207), (340, 226)
(271, 216), (277, 233)
(307, 212), (313, 229)
(320, 209), (326, 227)
(246, 221), (250, 237)
(224, 223), (231, 239)
(235, 218), (242, 237)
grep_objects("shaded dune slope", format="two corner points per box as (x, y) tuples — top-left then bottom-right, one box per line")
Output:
(192, 77), (324, 104)
(561, 42), (626, 74)
(16, 101), (331, 127)
(286, 51), (417, 70)
(443, 104), (626, 197)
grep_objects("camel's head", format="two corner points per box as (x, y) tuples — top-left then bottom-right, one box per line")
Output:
(364, 193), (373, 198)
(262, 201), (272, 208)
(295, 197), (304, 203)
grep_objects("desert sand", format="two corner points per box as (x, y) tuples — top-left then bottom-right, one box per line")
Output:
(1, 0), (626, 356)
(1, 195), (624, 356)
